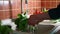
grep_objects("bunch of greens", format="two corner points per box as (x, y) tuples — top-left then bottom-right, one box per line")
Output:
(15, 14), (28, 32)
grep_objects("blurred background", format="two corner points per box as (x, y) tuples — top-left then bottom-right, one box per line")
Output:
(0, 0), (60, 19)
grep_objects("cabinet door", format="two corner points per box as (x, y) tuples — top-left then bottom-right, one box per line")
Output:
(11, 0), (21, 18)
(0, 0), (10, 19)
(3, 0), (10, 19)
(0, 0), (21, 19)
(0, 1), (3, 19)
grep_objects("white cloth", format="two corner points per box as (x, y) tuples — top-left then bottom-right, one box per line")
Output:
(1, 19), (17, 30)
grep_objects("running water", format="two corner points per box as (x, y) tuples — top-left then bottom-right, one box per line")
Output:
(50, 20), (60, 34)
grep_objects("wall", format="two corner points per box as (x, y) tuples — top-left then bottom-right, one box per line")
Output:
(41, 0), (60, 10)
(22, 0), (41, 15)
(0, 0), (60, 19)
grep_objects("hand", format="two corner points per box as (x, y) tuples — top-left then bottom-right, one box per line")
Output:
(28, 12), (51, 26)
